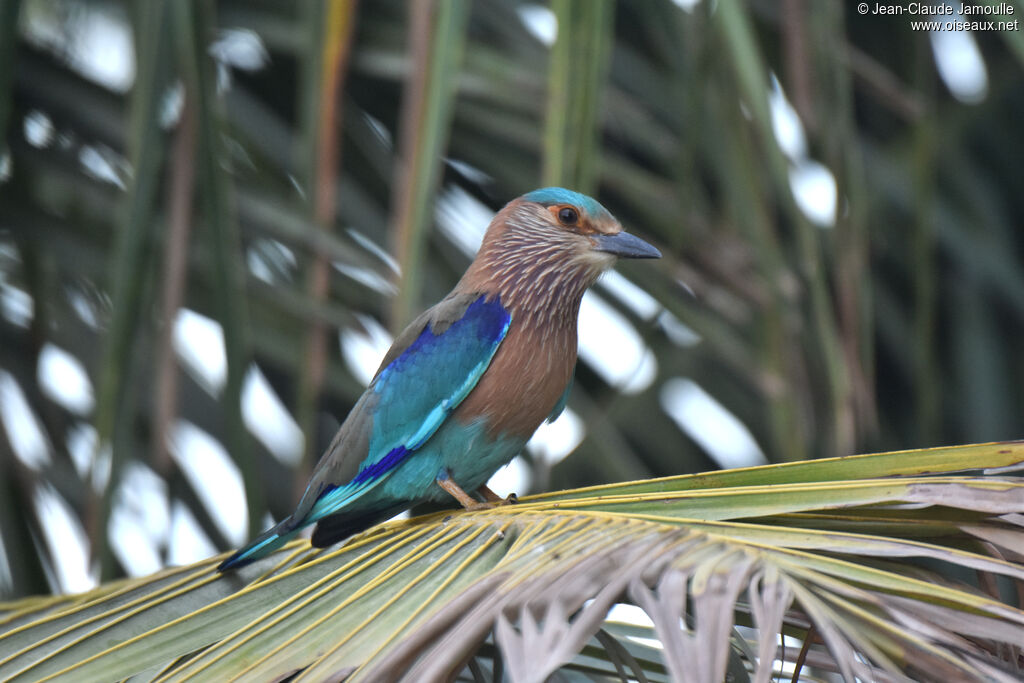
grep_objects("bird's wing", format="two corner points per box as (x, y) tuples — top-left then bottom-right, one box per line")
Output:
(298, 292), (511, 524)
(217, 293), (507, 572)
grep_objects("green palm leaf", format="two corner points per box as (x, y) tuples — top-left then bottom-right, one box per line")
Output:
(2, 441), (1022, 682)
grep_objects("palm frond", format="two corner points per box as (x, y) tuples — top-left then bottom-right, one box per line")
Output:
(2, 442), (1022, 682)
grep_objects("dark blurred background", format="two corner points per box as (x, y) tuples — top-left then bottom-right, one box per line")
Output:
(1, 0), (1022, 597)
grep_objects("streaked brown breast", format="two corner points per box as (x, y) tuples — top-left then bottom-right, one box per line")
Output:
(454, 309), (577, 439)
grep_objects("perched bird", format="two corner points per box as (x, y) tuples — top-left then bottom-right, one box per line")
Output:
(218, 187), (660, 572)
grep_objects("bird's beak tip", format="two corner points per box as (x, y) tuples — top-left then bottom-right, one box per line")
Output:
(592, 231), (662, 260)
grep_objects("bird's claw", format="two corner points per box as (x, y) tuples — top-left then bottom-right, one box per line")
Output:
(477, 484), (517, 506)
(460, 493), (516, 509)
(462, 492), (516, 511)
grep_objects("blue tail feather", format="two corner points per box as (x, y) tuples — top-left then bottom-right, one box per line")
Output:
(310, 503), (407, 548)
(217, 516), (300, 572)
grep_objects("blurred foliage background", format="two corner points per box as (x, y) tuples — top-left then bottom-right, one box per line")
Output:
(1, 0), (1022, 598)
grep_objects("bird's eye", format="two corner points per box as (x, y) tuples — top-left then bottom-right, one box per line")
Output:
(557, 206), (579, 225)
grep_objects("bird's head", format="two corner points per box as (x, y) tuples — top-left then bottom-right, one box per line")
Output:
(461, 187), (660, 314)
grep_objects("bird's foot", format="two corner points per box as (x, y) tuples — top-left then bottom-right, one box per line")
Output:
(477, 484), (518, 506)
(436, 469), (494, 511)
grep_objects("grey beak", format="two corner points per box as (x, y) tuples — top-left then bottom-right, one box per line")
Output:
(592, 231), (662, 259)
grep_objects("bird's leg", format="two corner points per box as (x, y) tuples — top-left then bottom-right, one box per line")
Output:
(436, 469), (493, 511)
(477, 484), (517, 505)
(477, 485), (502, 503)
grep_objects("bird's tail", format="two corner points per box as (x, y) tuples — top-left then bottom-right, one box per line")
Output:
(217, 516), (303, 572)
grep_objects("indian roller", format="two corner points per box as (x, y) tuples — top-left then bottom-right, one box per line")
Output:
(218, 187), (660, 571)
